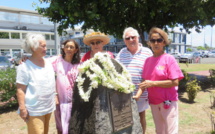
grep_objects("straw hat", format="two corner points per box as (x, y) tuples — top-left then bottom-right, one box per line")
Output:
(83, 32), (110, 46)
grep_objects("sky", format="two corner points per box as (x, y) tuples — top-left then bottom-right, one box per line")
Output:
(0, 0), (214, 48)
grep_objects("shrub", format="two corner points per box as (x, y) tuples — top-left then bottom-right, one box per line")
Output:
(186, 78), (201, 102)
(211, 111), (215, 133)
(210, 91), (215, 108)
(0, 67), (17, 108)
(209, 69), (215, 84)
(178, 69), (191, 92)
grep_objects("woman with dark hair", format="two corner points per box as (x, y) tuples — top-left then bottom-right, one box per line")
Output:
(20, 38), (81, 134)
(50, 39), (81, 134)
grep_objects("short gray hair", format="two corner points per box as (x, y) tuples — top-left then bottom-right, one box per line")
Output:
(22, 33), (45, 53)
(122, 27), (140, 39)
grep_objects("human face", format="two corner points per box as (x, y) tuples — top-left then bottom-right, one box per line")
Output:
(33, 40), (47, 57)
(124, 31), (139, 53)
(149, 33), (165, 55)
(90, 39), (104, 53)
(63, 41), (78, 57)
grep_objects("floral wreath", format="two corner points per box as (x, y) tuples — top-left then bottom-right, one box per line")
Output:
(76, 52), (135, 102)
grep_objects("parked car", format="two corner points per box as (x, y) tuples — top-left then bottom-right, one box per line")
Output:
(0, 56), (14, 70)
(208, 51), (215, 58)
(14, 53), (32, 65)
(179, 52), (201, 63)
(200, 51), (209, 58)
(170, 52), (181, 59)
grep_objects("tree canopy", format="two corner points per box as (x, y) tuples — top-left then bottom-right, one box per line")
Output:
(37, 0), (215, 45)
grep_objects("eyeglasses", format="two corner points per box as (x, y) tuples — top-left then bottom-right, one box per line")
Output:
(90, 41), (102, 46)
(150, 38), (164, 43)
(64, 46), (75, 49)
(125, 36), (136, 40)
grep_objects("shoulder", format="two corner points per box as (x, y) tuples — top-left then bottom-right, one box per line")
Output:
(17, 60), (31, 74)
(140, 47), (152, 53)
(117, 47), (128, 55)
(120, 47), (128, 52)
(85, 51), (91, 55)
(81, 51), (91, 62)
(163, 53), (176, 60)
(17, 60), (30, 69)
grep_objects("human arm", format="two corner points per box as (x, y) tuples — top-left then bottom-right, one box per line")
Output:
(16, 83), (28, 122)
(132, 88), (146, 101)
(139, 79), (179, 89)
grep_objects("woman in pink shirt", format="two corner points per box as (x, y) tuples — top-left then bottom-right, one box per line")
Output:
(134, 27), (184, 134)
(81, 32), (114, 62)
(50, 39), (81, 134)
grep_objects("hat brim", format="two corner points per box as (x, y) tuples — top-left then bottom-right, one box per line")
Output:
(83, 36), (110, 46)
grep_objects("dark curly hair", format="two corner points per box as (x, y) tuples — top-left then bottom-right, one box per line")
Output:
(61, 39), (81, 64)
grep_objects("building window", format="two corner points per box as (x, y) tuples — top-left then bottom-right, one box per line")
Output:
(52, 49), (56, 55)
(75, 32), (80, 35)
(0, 11), (18, 22)
(20, 14), (31, 23)
(31, 16), (40, 24)
(0, 32), (9, 39)
(11, 33), (20, 39)
(20, 15), (39, 24)
(45, 34), (50, 40)
(22, 33), (27, 39)
(41, 17), (53, 25)
(51, 35), (55, 40)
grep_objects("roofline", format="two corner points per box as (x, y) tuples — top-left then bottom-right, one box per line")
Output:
(0, 6), (39, 15)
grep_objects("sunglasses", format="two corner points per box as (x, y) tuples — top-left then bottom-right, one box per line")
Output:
(150, 38), (164, 43)
(125, 36), (136, 40)
(90, 41), (102, 45)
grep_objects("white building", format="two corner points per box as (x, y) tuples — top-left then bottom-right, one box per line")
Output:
(0, 6), (190, 56)
(0, 6), (56, 57)
(63, 28), (190, 54)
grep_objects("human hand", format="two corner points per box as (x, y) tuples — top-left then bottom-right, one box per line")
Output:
(19, 108), (29, 122)
(18, 56), (29, 65)
(132, 95), (140, 101)
(139, 80), (154, 89)
(55, 95), (59, 105)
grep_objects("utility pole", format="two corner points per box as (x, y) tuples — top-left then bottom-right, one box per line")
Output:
(204, 27), (206, 47)
(211, 25), (213, 48)
(54, 23), (60, 55)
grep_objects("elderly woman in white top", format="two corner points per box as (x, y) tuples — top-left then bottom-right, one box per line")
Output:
(16, 33), (56, 134)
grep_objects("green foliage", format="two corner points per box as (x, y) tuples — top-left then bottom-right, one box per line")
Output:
(0, 32), (9, 39)
(186, 78), (201, 102)
(197, 46), (206, 50)
(179, 69), (191, 92)
(210, 111), (215, 133)
(210, 91), (215, 108)
(186, 48), (193, 52)
(37, 0), (215, 45)
(0, 68), (17, 107)
(209, 69), (215, 83)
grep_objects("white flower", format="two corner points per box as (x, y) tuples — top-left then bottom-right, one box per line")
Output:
(90, 80), (99, 88)
(76, 52), (135, 102)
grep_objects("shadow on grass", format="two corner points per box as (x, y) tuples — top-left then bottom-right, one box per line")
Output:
(178, 92), (196, 104)
(0, 103), (18, 114)
(178, 74), (215, 104)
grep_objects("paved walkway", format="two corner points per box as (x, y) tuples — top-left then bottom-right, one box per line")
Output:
(188, 70), (210, 77)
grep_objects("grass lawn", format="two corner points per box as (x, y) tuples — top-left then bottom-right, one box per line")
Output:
(179, 63), (215, 72)
(146, 89), (213, 134)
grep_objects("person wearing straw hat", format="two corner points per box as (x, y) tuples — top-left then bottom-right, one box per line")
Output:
(81, 32), (114, 62)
